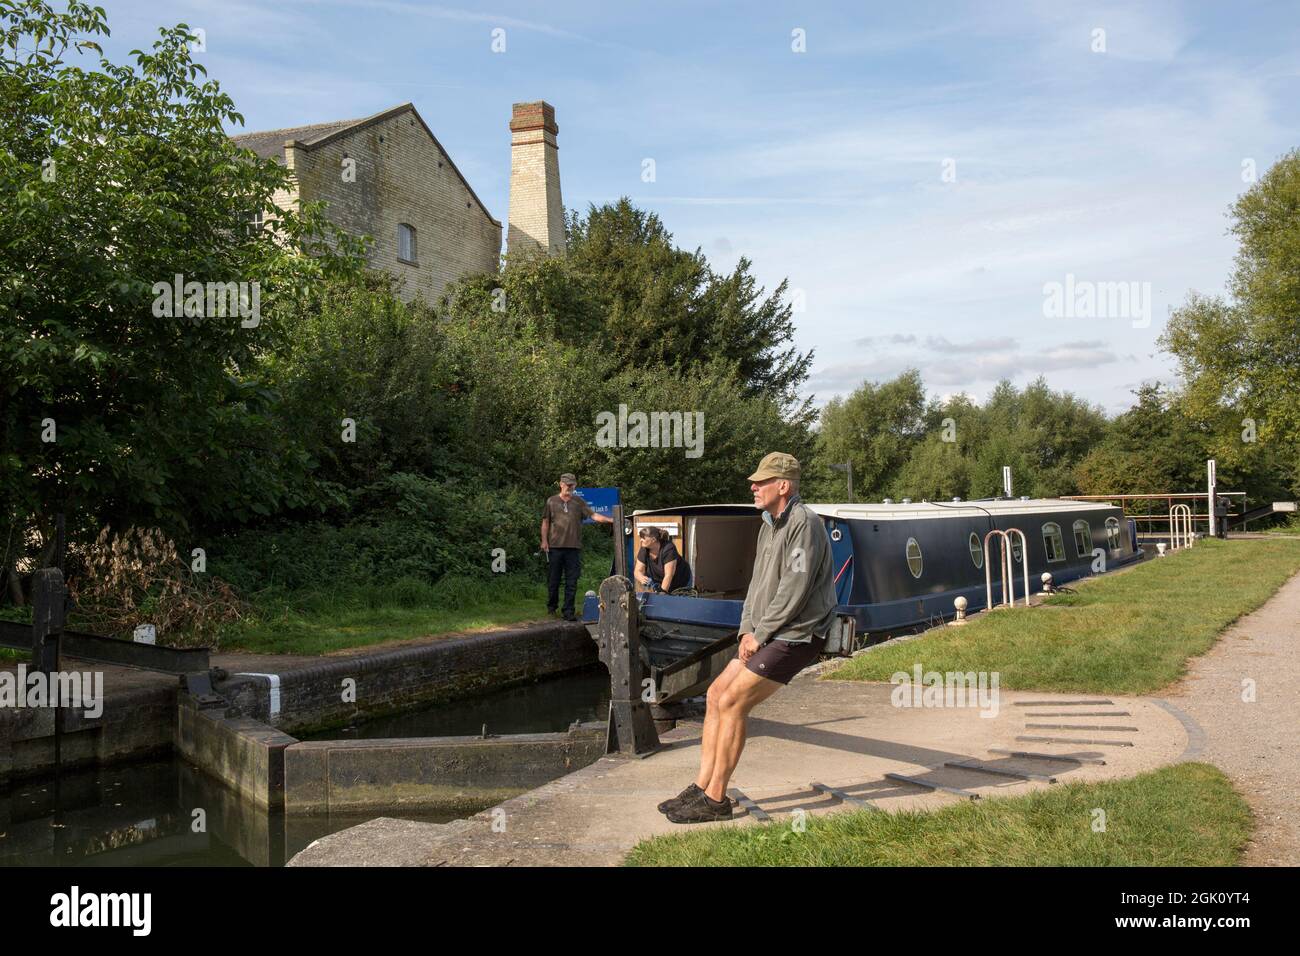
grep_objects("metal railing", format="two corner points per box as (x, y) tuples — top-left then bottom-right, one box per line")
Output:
(984, 528), (1029, 610)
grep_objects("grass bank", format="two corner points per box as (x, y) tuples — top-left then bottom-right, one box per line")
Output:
(826, 538), (1300, 694)
(625, 762), (1251, 866)
(214, 560), (609, 655)
(0, 553), (611, 657)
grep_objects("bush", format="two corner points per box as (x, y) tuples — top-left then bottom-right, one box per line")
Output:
(69, 527), (245, 644)
(207, 472), (543, 596)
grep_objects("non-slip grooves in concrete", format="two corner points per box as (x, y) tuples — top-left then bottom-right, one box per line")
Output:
(1017, 735), (1135, 747)
(1012, 700), (1113, 707)
(1024, 723), (1140, 731)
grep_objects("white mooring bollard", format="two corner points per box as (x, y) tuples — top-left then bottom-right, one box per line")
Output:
(951, 595), (968, 626)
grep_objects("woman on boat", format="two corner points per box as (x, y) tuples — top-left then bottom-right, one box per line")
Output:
(635, 527), (693, 593)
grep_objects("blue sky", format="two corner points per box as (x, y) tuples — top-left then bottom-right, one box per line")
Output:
(98, 0), (1300, 414)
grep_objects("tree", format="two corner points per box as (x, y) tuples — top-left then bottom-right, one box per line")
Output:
(1073, 384), (1206, 495)
(968, 379), (1106, 498)
(810, 370), (927, 500)
(564, 199), (814, 417)
(0, 0), (362, 596)
(1162, 149), (1300, 484)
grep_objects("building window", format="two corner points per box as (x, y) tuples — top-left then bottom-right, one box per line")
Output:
(1073, 519), (1093, 557)
(969, 532), (983, 569)
(906, 537), (923, 579)
(1105, 517), (1121, 550)
(1042, 522), (1066, 563)
(247, 208), (264, 237)
(397, 222), (417, 264)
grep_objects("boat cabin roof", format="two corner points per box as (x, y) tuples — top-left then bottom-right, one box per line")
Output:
(630, 498), (1121, 521)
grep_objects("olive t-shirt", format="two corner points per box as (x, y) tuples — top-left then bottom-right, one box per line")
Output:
(543, 494), (594, 549)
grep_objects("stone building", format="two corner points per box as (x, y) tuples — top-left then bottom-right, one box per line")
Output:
(232, 100), (565, 302)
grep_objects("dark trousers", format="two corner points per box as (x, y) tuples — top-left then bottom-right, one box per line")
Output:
(546, 547), (582, 616)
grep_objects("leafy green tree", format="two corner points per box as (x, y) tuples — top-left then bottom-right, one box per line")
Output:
(809, 370), (927, 500)
(968, 379), (1106, 497)
(1074, 384), (1206, 495)
(574, 358), (815, 509)
(565, 199), (814, 416)
(892, 438), (971, 501)
(1162, 149), (1300, 483)
(0, 0), (362, 596)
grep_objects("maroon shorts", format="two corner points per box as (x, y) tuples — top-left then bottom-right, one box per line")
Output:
(745, 635), (826, 685)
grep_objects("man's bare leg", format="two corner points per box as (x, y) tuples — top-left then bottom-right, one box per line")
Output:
(695, 659), (746, 790)
(703, 667), (782, 802)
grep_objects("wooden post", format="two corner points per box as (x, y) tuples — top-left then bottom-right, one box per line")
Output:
(595, 575), (660, 756)
(31, 568), (66, 771)
(612, 504), (627, 581)
(31, 567), (65, 674)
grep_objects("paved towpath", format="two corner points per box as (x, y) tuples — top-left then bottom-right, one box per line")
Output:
(290, 664), (1188, 866)
(1158, 568), (1300, 866)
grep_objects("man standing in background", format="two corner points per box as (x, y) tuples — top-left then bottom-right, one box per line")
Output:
(541, 473), (613, 620)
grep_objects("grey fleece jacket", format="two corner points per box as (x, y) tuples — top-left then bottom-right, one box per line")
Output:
(737, 496), (839, 645)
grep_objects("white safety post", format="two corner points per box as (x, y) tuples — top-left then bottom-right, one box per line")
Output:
(1207, 459), (1217, 538)
(1170, 503), (1192, 550)
(1007, 528), (1030, 606)
(984, 530), (1007, 609)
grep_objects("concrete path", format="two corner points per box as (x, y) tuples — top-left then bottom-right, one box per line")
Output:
(288, 563), (1300, 868)
(289, 671), (1187, 866)
(1158, 569), (1300, 866)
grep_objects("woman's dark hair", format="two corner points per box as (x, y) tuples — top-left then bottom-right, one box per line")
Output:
(637, 526), (669, 545)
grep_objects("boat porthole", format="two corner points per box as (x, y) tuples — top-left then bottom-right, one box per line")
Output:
(968, 532), (983, 569)
(830, 528), (842, 542)
(906, 537), (923, 578)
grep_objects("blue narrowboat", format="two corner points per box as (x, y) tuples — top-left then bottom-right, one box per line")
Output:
(582, 497), (1141, 670)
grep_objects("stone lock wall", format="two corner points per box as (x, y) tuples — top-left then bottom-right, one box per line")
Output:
(217, 622), (598, 736)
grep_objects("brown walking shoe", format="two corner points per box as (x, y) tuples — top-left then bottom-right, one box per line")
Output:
(657, 783), (703, 814)
(666, 790), (733, 824)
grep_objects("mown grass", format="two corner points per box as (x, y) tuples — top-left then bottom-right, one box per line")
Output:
(212, 558), (611, 655)
(0, 551), (612, 657)
(624, 762), (1251, 866)
(826, 538), (1300, 694)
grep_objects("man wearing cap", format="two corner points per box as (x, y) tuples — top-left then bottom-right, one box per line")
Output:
(659, 452), (838, 824)
(541, 474), (613, 621)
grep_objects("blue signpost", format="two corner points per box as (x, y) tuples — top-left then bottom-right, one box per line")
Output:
(576, 487), (621, 523)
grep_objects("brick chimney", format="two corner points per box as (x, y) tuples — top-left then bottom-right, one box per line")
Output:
(508, 101), (565, 257)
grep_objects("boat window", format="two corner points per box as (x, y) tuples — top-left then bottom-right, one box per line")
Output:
(1010, 534), (1022, 564)
(968, 532), (983, 569)
(906, 537), (923, 578)
(1042, 522), (1066, 563)
(1105, 516), (1121, 550)
(1073, 519), (1093, 556)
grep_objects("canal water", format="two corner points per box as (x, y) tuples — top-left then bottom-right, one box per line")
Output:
(304, 666), (610, 741)
(0, 668), (609, 867)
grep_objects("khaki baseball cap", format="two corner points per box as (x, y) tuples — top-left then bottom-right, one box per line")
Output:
(748, 452), (800, 482)
(559, 473), (577, 485)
